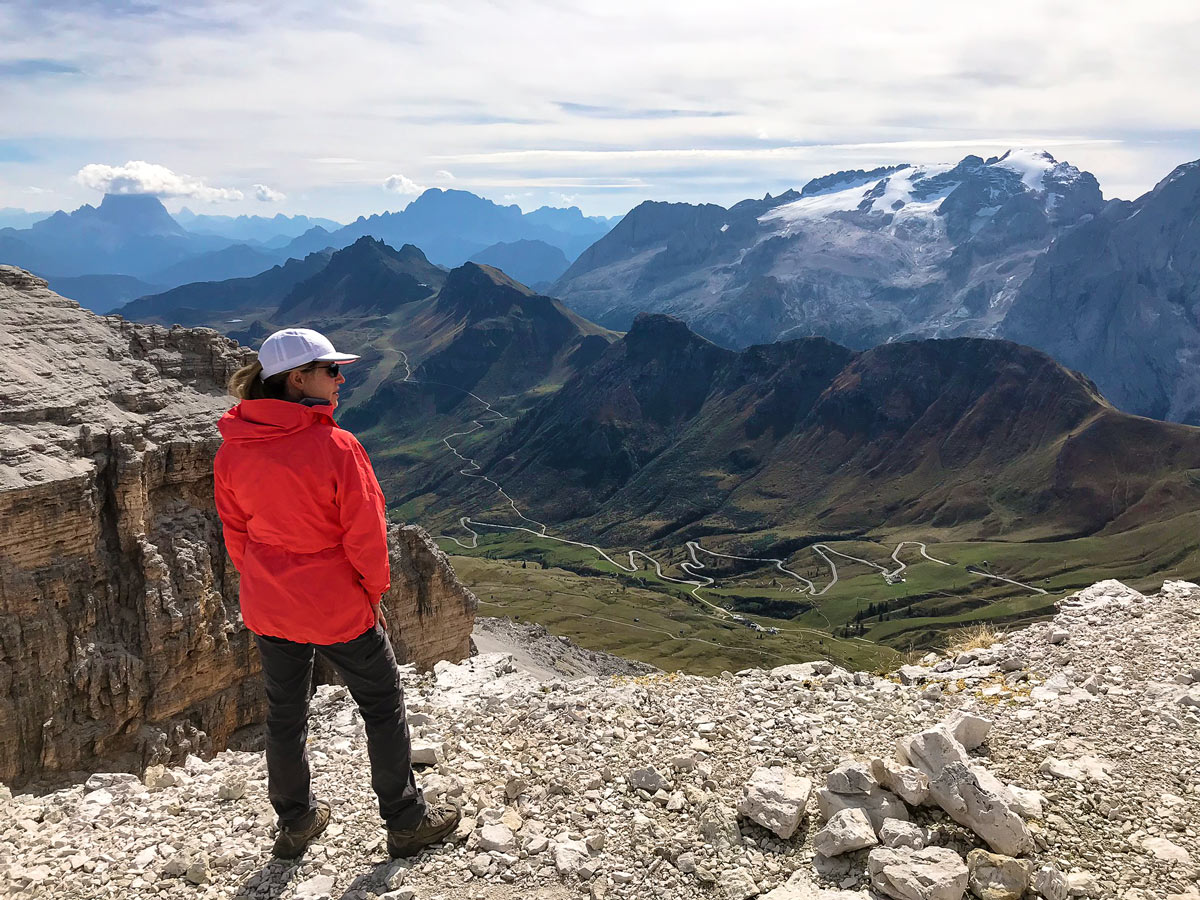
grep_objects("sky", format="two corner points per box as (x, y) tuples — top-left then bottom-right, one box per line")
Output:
(1, 0), (1198, 222)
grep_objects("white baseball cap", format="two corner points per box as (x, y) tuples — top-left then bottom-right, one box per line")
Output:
(258, 328), (361, 380)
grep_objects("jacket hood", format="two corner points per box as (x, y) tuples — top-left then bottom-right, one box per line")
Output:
(218, 398), (337, 443)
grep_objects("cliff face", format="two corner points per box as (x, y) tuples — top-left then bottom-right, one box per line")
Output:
(0, 267), (476, 787)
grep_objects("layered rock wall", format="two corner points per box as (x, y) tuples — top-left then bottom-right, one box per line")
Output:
(0, 267), (475, 786)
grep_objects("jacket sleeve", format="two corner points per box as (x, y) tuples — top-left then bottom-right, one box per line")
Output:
(334, 434), (392, 603)
(213, 448), (249, 573)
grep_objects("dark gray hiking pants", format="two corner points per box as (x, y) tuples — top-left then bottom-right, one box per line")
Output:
(254, 624), (426, 830)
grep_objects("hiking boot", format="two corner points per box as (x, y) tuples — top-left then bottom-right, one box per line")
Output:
(386, 805), (462, 858)
(272, 800), (331, 858)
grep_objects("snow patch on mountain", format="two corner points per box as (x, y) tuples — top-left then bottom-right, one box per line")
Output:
(992, 148), (1057, 192)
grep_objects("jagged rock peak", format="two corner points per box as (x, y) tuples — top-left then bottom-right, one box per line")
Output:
(624, 312), (712, 351)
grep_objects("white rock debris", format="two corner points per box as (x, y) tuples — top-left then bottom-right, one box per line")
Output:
(1, 578), (1199, 899)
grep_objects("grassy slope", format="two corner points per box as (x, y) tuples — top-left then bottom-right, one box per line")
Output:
(434, 508), (1200, 672)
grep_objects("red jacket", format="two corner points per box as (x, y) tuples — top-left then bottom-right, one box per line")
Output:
(214, 398), (390, 644)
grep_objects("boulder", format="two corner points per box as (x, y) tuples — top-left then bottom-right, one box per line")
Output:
(943, 710), (992, 751)
(816, 784), (909, 832)
(928, 762), (1032, 857)
(737, 766), (812, 839)
(1032, 866), (1070, 900)
(813, 808), (878, 857)
(879, 819), (928, 850)
(897, 725), (969, 778)
(868, 846), (970, 900)
(871, 757), (931, 806)
(966, 849), (1032, 900)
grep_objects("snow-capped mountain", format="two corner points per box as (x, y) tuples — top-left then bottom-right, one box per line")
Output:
(553, 150), (1104, 350)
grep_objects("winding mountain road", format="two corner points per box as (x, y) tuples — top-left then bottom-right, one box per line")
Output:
(386, 349), (1043, 642)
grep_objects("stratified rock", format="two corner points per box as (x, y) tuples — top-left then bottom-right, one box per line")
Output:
(966, 849), (1031, 900)
(868, 846), (969, 900)
(0, 267), (476, 786)
(737, 766), (812, 839)
(825, 761), (876, 794)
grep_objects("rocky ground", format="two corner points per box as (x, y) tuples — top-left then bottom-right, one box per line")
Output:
(2, 580), (1198, 900)
(471, 617), (658, 681)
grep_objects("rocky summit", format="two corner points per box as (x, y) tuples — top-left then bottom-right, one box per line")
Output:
(3, 578), (1197, 900)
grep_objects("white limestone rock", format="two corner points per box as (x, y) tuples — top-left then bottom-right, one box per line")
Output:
(1032, 866), (1070, 900)
(966, 849), (1032, 900)
(928, 762), (1032, 857)
(897, 724), (969, 779)
(816, 783), (909, 832)
(871, 757), (931, 806)
(868, 846), (969, 900)
(813, 807), (878, 857)
(825, 761), (876, 794)
(552, 838), (590, 877)
(879, 818), (928, 850)
(942, 710), (992, 751)
(737, 766), (812, 839)
(720, 866), (761, 899)
(478, 823), (516, 854)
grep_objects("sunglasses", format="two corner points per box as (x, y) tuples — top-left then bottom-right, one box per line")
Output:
(309, 362), (341, 377)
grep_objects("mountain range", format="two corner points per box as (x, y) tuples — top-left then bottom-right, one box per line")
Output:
(554, 150), (1104, 347)
(395, 312), (1200, 552)
(0, 189), (619, 311)
(551, 150), (1200, 423)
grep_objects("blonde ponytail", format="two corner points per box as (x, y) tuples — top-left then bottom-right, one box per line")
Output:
(228, 360), (293, 400)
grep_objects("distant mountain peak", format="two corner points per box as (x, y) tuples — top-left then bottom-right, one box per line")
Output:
(624, 312), (716, 358)
(95, 193), (186, 237)
(437, 262), (536, 318)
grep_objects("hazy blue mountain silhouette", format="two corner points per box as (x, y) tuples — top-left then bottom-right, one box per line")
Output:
(174, 208), (342, 244)
(278, 189), (616, 266)
(0, 194), (232, 278)
(469, 239), (570, 287)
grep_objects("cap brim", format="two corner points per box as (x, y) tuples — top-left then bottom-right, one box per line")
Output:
(314, 352), (361, 364)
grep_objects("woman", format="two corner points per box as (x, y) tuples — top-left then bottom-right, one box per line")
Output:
(214, 327), (459, 859)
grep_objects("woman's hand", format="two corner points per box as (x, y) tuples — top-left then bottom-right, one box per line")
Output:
(372, 601), (387, 631)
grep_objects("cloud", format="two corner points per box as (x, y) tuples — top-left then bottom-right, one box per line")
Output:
(253, 183), (286, 202)
(556, 101), (735, 119)
(0, 58), (80, 78)
(434, 169), (455, 181)
(4, 0), (1198, 217)
(74, 160), (243, 201)
(383, 173), (424, 195)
